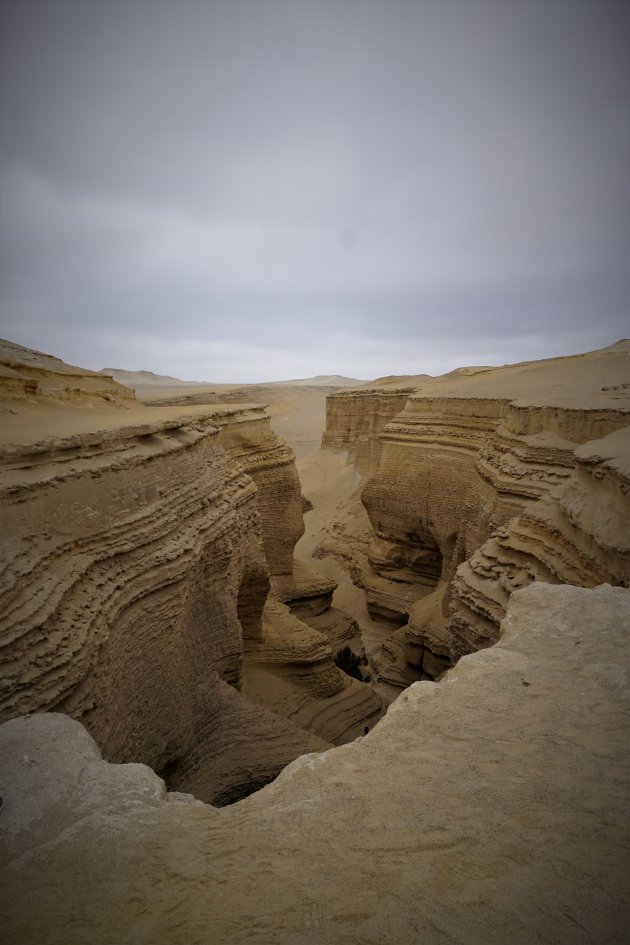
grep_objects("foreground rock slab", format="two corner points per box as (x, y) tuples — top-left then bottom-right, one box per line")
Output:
(1, 583), (629, 945)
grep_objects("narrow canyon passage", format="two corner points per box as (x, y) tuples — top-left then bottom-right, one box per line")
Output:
(294, 447), (407, 707)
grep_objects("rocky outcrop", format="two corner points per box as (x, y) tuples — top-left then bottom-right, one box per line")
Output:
(209, 404), (305, 576)
(319, 343), (630, 685)
(0, 392), (332, 800)
(136, 381), (339, 461)
(446, 425), (630, 664)
(243, 599), (383, 744)
(2, 582), (629, 945)
(145, 393), (383, 740)
(272, 559), (337, 616)
(0, 340), (380, 803)
(321, 386), (415, 473)
(0, 337), (136, 404)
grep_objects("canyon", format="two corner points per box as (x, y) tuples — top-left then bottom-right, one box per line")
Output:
(0, 339), (382, 807)
(320, 342), (630, 688)
(1, 337), (629, 944)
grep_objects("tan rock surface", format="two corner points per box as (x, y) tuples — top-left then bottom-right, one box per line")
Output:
(209, 404), (305, 576)
(321, 385), (414, 472)
(318, 342), (630, 685)
(294, 447), (407, 705)
(0, 340), (379, 798)
(1, 582), (629, 944)
(448, 425), (630, 663)
(243, 599), (383, 744)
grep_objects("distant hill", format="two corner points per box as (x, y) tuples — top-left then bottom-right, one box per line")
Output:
(100, 368), (209, 388)
(367, 373), (431, 388)
(101, 369), (365, 390)
(266, 374), (365, 387)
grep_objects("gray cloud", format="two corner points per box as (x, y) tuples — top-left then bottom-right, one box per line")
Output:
(1, 0), (628, 381)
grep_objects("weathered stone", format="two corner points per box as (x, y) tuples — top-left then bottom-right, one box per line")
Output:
(1, 583), (629, 945)
(0, 340), (380, 802)
(322, 343), (630, 683)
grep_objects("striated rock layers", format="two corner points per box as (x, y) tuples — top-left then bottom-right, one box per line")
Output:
(0, 340), (380, 804)
(321, 384), (416, 474)
(321, 343), (630, 685)
(1, 583), (629, 944)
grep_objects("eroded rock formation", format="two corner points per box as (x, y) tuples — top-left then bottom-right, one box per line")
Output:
(1, 338), (629, 944)
(2, 583), (629, 944)
(321, 384), (416, 473)
(320, 343), (630, 686)
(0, 340), (380, 803)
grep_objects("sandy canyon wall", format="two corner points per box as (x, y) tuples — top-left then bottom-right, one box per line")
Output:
(321, 385), (415, 473)
(0, 341), (380, 804)
(322, 343), (630, 685)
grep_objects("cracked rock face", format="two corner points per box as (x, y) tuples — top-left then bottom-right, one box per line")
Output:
(1, 583), (629, 944)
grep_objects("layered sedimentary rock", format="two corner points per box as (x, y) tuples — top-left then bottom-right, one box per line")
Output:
(243, 599), (383, 744)
(321, 386), (415, 473)
(0, 337), (137, 403)
(208, 404), (305, 576)
(0, 402), (327, 801)
(447, 425), (630, 665)
(141, 389), (383, 741)
(321, 343), (630, 684)
(272, 559), (337, 616)
(135, 380), (341, 461)
(2, 582), (629, 945)
(138, 384), (384, 740)
(0, 340), (380, 803)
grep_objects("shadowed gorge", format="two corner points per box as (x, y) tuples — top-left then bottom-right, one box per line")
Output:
(1, 339), (629, 945)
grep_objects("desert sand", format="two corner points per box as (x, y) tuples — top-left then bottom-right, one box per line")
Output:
(104, 366), (363, 460)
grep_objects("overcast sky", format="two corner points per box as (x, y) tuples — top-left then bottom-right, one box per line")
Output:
(1, 0), (628, 382)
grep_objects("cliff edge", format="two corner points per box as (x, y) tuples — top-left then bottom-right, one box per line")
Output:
(1, 583), (628, 944)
